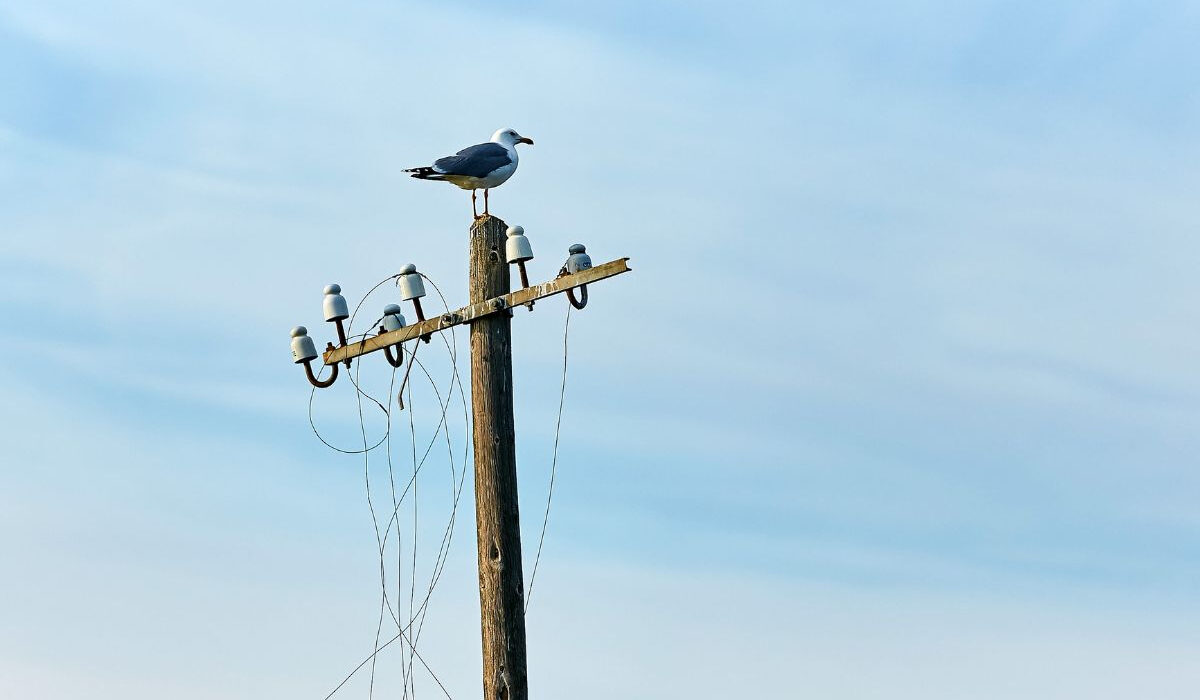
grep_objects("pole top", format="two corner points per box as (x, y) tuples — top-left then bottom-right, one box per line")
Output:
(568, 243), (587, 254)
(291, 325), (309, 338)
(324, 283), (341, 295)
(400, 263), (418, 275)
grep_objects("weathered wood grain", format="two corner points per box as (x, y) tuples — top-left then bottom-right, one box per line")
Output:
(469, 215), (528, 700)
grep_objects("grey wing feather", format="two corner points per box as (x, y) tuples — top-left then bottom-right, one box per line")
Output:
(433, 142), (512, 178)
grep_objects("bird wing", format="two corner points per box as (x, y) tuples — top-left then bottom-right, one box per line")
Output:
(432, 142), (512, 178)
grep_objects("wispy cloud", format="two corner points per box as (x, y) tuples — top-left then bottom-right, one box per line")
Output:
(2, 1), (1199, 696)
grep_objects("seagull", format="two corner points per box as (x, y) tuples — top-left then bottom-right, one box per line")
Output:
(404, 128), (534, 219)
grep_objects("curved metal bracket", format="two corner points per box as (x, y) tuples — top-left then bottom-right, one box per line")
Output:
(303, 358), (338, 388)
(380, 326), (404, 368)
(567, 284), (588, 309)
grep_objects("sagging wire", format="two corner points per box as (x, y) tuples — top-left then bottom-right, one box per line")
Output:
(366, 350), (465, 700)
(368, 309), (458, 700)
(404, 360), (419, 700)
(368, 346), (447, 700)
(311, 327), (423, 699)
(356, 275), (469, 700)
(363, 359), (452, 700)
(323, 626), (454, 700)
(308, 366), (389, 454)
(356, 334), (388, 700)
(367, 347), (465, 699)
(401, 274), (470, 696)
(310, 270), (466, 700)
(525, 300), (572, 613)
(342, 279), (408, 700)
(369, 278), (469, 699)
(402, 352), (468, 658)
(370, 353), (401, 700)
(376, 341), (422, 700)
(352, 333), (429, 698)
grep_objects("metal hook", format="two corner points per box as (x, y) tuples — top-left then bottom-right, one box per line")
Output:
(302, 357), (338, 388)
(383, 344), (404, 368)
(567, 284), (588, 309)
(560, 244), (592, 310)
(380, 325), (404, 368)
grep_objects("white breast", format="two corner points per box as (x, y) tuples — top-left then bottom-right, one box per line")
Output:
(478, 159), (517, 187)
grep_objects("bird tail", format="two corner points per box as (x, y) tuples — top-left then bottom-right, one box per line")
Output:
(404, 166), (444, 180)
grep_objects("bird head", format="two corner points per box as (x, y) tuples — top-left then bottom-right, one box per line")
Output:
(492, 128), (534, 147)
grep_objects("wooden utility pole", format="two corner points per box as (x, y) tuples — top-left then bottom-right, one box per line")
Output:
(468, 215), (528, 700)
(302, 214), (630, 699)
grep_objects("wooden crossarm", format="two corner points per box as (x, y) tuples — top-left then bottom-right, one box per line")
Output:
(322, 257), (631, 366)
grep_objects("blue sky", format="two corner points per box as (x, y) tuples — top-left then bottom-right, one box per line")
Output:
(2, 1), (1199, 698)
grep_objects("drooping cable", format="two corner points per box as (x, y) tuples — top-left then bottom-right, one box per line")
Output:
(313, 271), (465, 700)
(525, 300), (572, 613)
(322, 626), (454, 700)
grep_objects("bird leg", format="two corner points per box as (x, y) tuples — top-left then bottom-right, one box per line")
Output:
(472, 190), (479, 219)
(484, 188), (490, 216)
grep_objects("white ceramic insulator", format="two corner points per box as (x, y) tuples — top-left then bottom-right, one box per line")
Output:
(566, 244), (592, 274)
(399, 272), (426, 301)
(323, 284), (349, 321)
(382, 303), (407, 332)
(506, 232), (533, 263)
(290, 327), (318, 363)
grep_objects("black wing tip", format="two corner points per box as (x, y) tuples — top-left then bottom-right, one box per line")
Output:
(404, 166), (438, 179)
